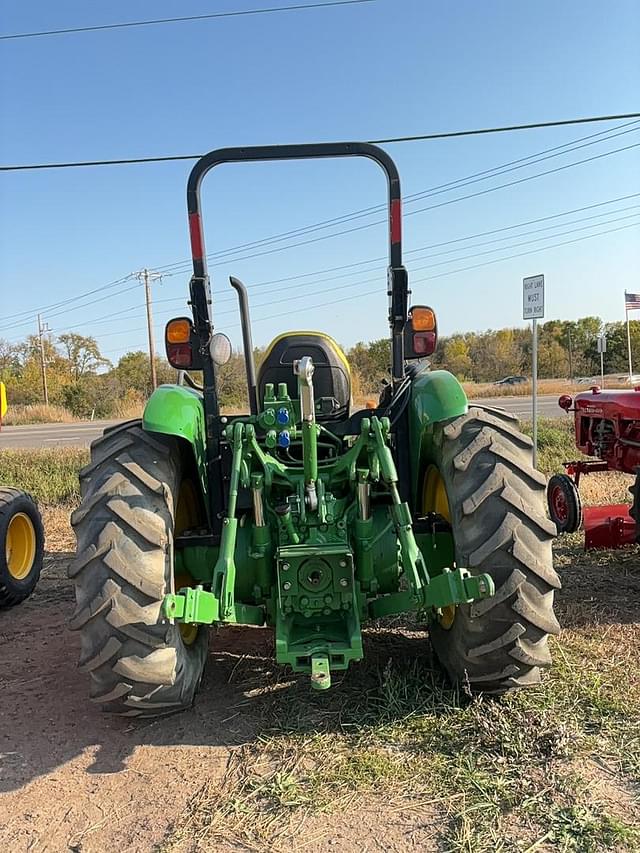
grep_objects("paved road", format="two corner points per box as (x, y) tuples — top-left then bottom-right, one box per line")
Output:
(471, 394), (565, 419)
(0, 395), (566, 449)
(0, 419), (120, 449)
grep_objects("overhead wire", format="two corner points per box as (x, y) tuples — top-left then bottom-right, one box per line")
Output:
(12, 195), (640, 339)
(0, 1), (375, 41)
(156, 139), (640, 275)
(154, 119), (640, 271)
(2, 113), (640, 171)
(90, 217), (640, 355)
(45, 215), (640, 346)
(5, 123), (639, 325)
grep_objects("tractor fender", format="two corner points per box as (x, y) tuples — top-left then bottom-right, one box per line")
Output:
(407, 368), (468, 506)
(142, 385), (209, 514)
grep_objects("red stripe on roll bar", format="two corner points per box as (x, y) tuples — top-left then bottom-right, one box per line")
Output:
(189, 212), (204, 260)
(390, 198), (401, 245)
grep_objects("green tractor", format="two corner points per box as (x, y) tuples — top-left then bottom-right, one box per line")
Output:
(69, 143), (559, 715)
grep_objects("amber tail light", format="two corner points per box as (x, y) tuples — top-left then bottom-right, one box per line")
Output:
(405, 305), (437, 359)
(166, 317), (199, 369)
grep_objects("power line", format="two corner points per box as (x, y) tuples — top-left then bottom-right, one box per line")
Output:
(4, 119), (632, 332)
(3, 127), (638, 328)
(2, 112), (639, 171)
(2, 122), (637, 326)
(163, 205), (640, 306)
(418, 221), (640, 284)
(177, 191), (640, 290)
(41, 216), (640, 345)
(155, 121), (640, 272)
(0, 1), (374, 41)
(87, 216), (640, 355)
(0, 281), (141, 333)
(0, 275), (134, 324)
(7, 191), (639, 339)
(409, 211), (640, 272)
(156, 140), (640, 274)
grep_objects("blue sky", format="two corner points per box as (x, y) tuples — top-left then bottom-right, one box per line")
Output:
(1, 0), (639, 363)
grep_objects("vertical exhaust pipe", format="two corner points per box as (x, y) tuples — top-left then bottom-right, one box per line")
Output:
(229, 276), (259, 416)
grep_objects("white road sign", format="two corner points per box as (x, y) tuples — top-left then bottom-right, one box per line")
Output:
(523, 274), (545, 320)
(597, 335), (607, 354)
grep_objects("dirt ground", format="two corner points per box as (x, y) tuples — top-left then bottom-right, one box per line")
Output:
(1, 513), (441, 853)
(1, 501), (639, 853)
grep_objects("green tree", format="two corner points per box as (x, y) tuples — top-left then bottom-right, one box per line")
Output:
(347, 338), (390, 394)
(583, 320), (640, 375)
(442, 336), (472, 380)
(58, 333), (111, 380)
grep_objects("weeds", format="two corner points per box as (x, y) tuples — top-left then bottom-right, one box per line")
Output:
(0, 447), (88, 505)
(160, 619), (640, 852)
(2, 403), (79, 425)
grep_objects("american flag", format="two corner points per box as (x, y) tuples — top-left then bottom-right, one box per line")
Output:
(625, 292), (640, 311)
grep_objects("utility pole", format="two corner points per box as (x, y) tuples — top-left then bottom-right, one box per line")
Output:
(134, 268), (163, 391)
(37, 313), (50, 405)
(567, 329), (573, 382)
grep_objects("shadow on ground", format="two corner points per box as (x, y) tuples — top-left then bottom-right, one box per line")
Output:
(1, 540), (638, 798)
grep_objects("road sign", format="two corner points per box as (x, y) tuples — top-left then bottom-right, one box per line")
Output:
(523, 274), (545, 467)
(523, 274), (545, 319)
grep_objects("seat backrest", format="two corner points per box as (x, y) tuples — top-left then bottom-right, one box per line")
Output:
(258, 332), (351, 421)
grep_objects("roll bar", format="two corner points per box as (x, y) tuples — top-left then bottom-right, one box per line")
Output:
(186, 142), (408, 387)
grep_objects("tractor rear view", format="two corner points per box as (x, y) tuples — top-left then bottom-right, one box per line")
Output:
(69, 143), (559, 716)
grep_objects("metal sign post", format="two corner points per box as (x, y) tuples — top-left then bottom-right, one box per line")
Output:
(523, 274), (545, 467)
(597, 334), (607, 387)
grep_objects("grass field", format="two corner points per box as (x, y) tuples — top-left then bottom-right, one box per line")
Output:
(2, 420), (639, 852)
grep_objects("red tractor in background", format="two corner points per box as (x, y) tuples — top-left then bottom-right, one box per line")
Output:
(548, 385), (640, 549)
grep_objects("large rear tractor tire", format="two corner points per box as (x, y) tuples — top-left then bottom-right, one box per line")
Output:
(425, 406), (560, 693)
(0, 488), (44, 607)
(70, 421), (208, 716)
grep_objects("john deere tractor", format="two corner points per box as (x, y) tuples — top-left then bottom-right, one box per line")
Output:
(69, 143), (559, 716)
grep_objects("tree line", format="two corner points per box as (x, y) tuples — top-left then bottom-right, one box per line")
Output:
(351, 317), (640, 391)
(1, 317), (639, 416)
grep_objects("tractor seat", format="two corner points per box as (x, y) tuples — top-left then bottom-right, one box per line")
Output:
(258, 332), (351, 421)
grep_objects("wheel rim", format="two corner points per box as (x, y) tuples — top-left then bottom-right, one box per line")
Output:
(550, 484), (568, 524)
(422, 466), (451, 522)
(6, 512), (37, 580)
(422, 466), (456, 630)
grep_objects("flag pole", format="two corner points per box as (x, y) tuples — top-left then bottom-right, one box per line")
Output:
(626, 291), (633, 381)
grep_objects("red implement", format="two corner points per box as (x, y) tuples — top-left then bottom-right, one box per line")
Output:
(583, 504), (636, 550)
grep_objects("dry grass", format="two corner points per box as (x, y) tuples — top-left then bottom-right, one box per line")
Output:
(464, 377), (638, 399)
(2, 403), (79, 425)
(111, 399), (144, 419)
(465, 378), (574, 399)
(41, 504), (75, 551)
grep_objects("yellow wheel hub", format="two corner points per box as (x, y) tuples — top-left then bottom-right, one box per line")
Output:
(422, 466), (456, 630)
(179, 622), (199, 646)
(422, 466), (451, 523)
(6, 512), (37, 580)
